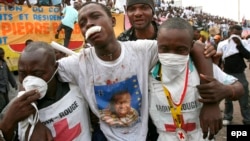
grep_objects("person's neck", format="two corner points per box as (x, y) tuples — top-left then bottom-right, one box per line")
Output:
(45, 78), (57, 100)
(95, 41), (121, 61)
(135, 23), (155, 39)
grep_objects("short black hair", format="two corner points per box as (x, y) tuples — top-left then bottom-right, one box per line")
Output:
(159, 17), (194, 39)
(25, 39), (33, 46)
(23, 41), (56, 63)
(230, 25), (243, 31)
(80, 2), (112, 18)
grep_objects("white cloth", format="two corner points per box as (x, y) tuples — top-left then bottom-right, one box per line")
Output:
(24, 0), (37, 5)
(160, 2), (168, 11)
(38, 84), (91, 141)
(58, 40), (158, 141)
(98, 0), (106, 5)
(18, 76), (48, 141)
(114, 0), (126, 12)
(217, 34), (250, 60)
(149, 61), (237, 141)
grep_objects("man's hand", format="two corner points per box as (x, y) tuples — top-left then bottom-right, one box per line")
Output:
(204, 43), (216, 58)
(4, 90), (40, 124)
(197, 74), (229, 103)
(1, 90), (40, 141)
(212, 53), (222, 66)
(200, 103), (222, 140)
(30, 121), (53, 141)
(197, 74), (224, 140)
(197, 74), (244, 102)
(232, 37), (242, 46)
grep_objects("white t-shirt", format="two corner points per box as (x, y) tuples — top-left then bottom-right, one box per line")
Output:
(160, 2), (168, 11)
(149, 61), (237, 141)
(38, 84), (91, 141)
(58, 40), (158, 141)
(18, 84), (92, 141)
(114, 0), (126, 12)
(217, 37), (250, 60)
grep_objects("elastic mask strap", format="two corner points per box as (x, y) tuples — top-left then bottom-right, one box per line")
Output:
(47, 67), (58, 84)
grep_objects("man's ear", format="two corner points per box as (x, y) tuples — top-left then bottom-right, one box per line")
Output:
(112, 17), (116, 27)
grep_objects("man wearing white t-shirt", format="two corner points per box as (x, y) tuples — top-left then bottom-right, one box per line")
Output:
(55, 2), (229, 141)
(217, 25), (250, 126)
(17, 41), (92, 140)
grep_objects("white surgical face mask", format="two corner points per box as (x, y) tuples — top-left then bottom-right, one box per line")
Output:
(21, 68), (58, 99)
(158, 53), (189, 83)
(22, 76), (48, 99)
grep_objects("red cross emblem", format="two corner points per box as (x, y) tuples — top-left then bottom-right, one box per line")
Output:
(164, 115), (195, 132)
(178, 132), (185, 139)
(53, 118), (81, 141)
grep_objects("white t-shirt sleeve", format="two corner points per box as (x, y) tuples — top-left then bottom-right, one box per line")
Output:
(213, 64), (237, 85)
(131, 40), (158, 69)
(217, 41), (224, 54)
(242, 40), (250, 52)
(58, 54), (80, 84)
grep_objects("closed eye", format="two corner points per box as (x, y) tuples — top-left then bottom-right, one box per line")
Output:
(176, 46), (189, 54)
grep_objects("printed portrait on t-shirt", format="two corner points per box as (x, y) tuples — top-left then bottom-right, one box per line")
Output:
(94, 75), (142, 127)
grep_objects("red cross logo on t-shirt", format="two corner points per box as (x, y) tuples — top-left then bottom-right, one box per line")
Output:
(53, 118), (81, 141)
(178, 132), (185, 139)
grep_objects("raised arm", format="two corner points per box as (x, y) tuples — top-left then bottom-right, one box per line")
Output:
(190, 41), (222, 140)
(0, 90), (40, 141)
(190, 41), (214, 80)
(233, 38), (250, 59)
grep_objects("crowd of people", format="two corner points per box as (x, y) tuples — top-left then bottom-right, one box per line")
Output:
(1, 0), (250, 141)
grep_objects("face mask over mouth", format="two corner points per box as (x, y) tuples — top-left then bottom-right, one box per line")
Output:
(158, 53), (189, 83)
(20, 68), (58, 99)
(21, 76), (48, 99)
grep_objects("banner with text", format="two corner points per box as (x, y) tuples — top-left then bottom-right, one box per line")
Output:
(0, 4), (83, 52)
(0, 4), (125, 71)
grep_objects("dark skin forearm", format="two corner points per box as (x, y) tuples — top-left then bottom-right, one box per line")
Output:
(0, 119), (16, 141)
(236, 44), (250, 59)
(190, 41), (214, 82)
(0, 90), (40, 141)
(197, 75), (244, 103)
(191, 41), (219, 140)
(227, 81), (244, 100)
